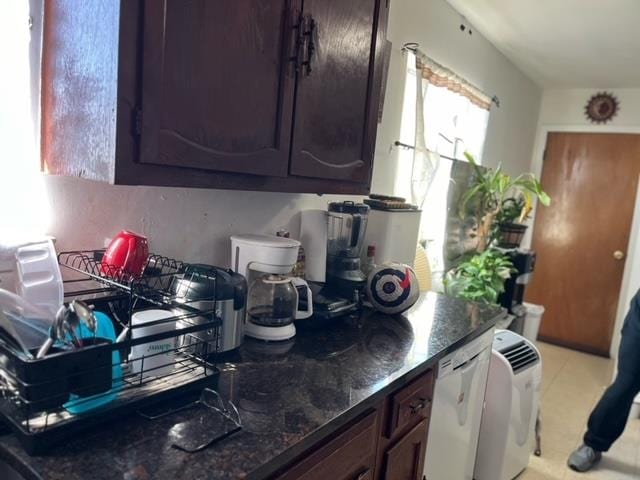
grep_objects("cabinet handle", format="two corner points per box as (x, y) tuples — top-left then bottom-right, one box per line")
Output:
(355, 468), (370, 480)
(301, 15), (316, 76)
(289, 11), (305, 74)
(409, 397), (430, 414)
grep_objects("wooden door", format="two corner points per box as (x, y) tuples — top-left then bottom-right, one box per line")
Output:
(289, 0), (385, 183)
(139, 0), (298, 177)
(526, 132), (640, 356)
(382, 419), (428, 480)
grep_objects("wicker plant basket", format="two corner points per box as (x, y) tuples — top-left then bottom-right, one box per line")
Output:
(497, 222), (528, 249)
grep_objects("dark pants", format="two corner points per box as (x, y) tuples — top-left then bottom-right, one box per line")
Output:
(583, 290), (640, 452)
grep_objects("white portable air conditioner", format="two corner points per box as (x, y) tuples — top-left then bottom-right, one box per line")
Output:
(474, 330), (542, 480)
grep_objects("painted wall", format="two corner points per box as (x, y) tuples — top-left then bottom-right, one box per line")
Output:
(538, 89), (640, 127)
(529, 88), (640, 358)
(41, 176), (352, 268)
(372, 0), (542, 191)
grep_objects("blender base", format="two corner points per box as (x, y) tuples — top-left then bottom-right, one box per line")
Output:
(307, 282), (361, 320)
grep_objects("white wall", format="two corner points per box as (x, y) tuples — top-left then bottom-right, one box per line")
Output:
(41, 176), (355, 268)
(538, 89), (640, 126)
(530, 88), (640, 358)
(371, 0), (542, 190)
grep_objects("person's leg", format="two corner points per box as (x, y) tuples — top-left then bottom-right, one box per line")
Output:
(584, 291), (640, 451)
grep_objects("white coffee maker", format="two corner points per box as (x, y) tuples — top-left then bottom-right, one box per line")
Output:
(230, 234), (312, 341)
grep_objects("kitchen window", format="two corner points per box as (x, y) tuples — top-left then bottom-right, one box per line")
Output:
(0, 1), (49, 248)
(394, 51), (490, 287)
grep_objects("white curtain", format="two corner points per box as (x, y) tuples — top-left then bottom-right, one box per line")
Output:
(410, 64), (441, 209)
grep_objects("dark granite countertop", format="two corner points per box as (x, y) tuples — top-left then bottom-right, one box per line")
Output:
(0, 292), (503, 480)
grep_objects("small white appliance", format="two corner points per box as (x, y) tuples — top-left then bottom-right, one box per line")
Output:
(230, 234), (310, 341)
(129, 309), (175, 378)
(474, 330), (542, 480)
(361, 208), (421, 267)
(424, 328), (494, 480)
(300, 209), (328, 282)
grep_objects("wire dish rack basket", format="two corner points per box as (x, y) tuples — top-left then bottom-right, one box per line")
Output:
(0, 249), (236, 454)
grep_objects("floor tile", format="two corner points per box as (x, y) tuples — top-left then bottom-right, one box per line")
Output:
(515, 342), (639, 480)
(527, 447), (570, 479)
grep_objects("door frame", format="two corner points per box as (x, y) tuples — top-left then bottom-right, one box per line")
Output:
(526, 124), (640, 358)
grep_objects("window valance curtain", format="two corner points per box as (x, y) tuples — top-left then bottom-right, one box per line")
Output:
(415, 52), (492, 111)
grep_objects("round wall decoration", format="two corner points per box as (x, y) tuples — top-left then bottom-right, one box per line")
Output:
(584, 92), (619, 124)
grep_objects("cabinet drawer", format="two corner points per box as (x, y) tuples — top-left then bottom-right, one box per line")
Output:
(276, 409), (379, 480)
(387, 369), (433, 438)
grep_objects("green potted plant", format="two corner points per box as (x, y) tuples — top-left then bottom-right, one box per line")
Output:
(444, 249), (515, 305)
(459, 152), (550, 252)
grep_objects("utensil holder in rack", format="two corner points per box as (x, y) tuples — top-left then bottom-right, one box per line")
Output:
(0, 249), (233, 454)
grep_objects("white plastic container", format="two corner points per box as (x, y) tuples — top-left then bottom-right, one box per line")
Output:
(300, 210), (328, 282)
(362, 208), (422, 267)
(522, 302), (545, 343)
(14, 240), (63, 318)
(129, 309), (176, 378)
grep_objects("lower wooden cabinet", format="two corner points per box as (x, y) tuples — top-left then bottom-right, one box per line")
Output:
(382, 419), (428, 480)
(274, 368), (434, 480)
(275, 409), (380, 480)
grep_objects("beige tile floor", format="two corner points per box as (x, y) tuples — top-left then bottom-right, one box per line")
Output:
(518, 342), (640, 480)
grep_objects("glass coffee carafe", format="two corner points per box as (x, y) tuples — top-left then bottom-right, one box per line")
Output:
(247, 274), (312, 328)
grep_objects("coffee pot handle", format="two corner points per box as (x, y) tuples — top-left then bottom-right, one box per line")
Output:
(290, 277), (313, 319)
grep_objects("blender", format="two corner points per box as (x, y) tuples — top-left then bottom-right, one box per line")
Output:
(325, 201), (370, 299)
(230, 234), (312, 341)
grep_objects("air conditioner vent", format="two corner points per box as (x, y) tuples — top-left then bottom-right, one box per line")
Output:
(501, 341), (539, 373)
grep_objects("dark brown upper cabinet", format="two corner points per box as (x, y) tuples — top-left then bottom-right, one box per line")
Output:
(139, 1), (296, 177)
(42, 0), (389, 194)
(289, 0), (380, 183)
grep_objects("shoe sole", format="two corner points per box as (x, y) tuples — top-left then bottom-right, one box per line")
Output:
(567, 456), (601, 473)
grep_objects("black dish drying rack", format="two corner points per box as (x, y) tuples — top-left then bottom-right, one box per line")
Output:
(0, 249), (231, 454)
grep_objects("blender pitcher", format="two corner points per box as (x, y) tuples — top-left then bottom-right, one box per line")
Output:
(327, 201), (370, 258)
(326, 202), (370, 298)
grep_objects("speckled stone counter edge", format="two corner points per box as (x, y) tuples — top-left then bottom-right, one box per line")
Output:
(247, 313), (501, 480)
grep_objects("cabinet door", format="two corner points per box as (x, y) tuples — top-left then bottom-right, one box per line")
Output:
(383, 419), (428, 480)
(139, 0), (298, 177)
(289, 0), (384, 183)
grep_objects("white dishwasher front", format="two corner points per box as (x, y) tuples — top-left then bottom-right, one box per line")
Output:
(424, 328), (494, 480)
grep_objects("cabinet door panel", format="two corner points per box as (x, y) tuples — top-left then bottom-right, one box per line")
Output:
(383, 419), (428, 480)
(290, 0), (381, 182)
(140, 0), (298, 176)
